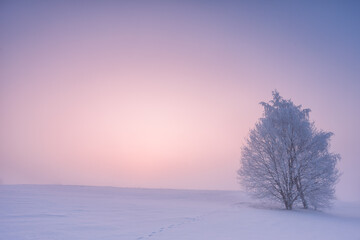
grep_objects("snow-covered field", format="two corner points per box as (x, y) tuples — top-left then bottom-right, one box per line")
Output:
(1, 185), (359, 240)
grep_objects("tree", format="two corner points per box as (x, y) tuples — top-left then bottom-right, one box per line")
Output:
(238, 91), (340, 210)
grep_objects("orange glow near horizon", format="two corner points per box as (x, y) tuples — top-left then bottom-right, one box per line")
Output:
(1, 71), (255, 189)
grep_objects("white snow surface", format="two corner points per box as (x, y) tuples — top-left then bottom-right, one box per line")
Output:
(1, 185), (359, 240)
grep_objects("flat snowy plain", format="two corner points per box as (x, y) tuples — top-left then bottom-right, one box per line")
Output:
(1, 185), (359, 240)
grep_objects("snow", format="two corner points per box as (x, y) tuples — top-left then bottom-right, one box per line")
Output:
(1, 185), (359, 240)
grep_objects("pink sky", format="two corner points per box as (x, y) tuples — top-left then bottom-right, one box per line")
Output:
(1, 1), (359, 201)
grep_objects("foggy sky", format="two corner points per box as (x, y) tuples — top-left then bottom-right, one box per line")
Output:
(1, 0), (360, 201)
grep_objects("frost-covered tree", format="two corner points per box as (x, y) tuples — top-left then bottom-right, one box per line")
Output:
(238, 91), (340, 210)
(294, 130), (340, 209)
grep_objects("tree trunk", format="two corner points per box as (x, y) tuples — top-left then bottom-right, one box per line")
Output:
(285, 202), (293, 210)
(295, 178), (308, 209)
(283, 197), (293, 210)
(299, 191), (308, 209)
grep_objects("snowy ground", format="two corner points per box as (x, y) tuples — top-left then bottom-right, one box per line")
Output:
(0, 185), (359, 240)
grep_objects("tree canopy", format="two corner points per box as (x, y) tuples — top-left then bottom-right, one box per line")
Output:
(238, 91), (340, 210)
